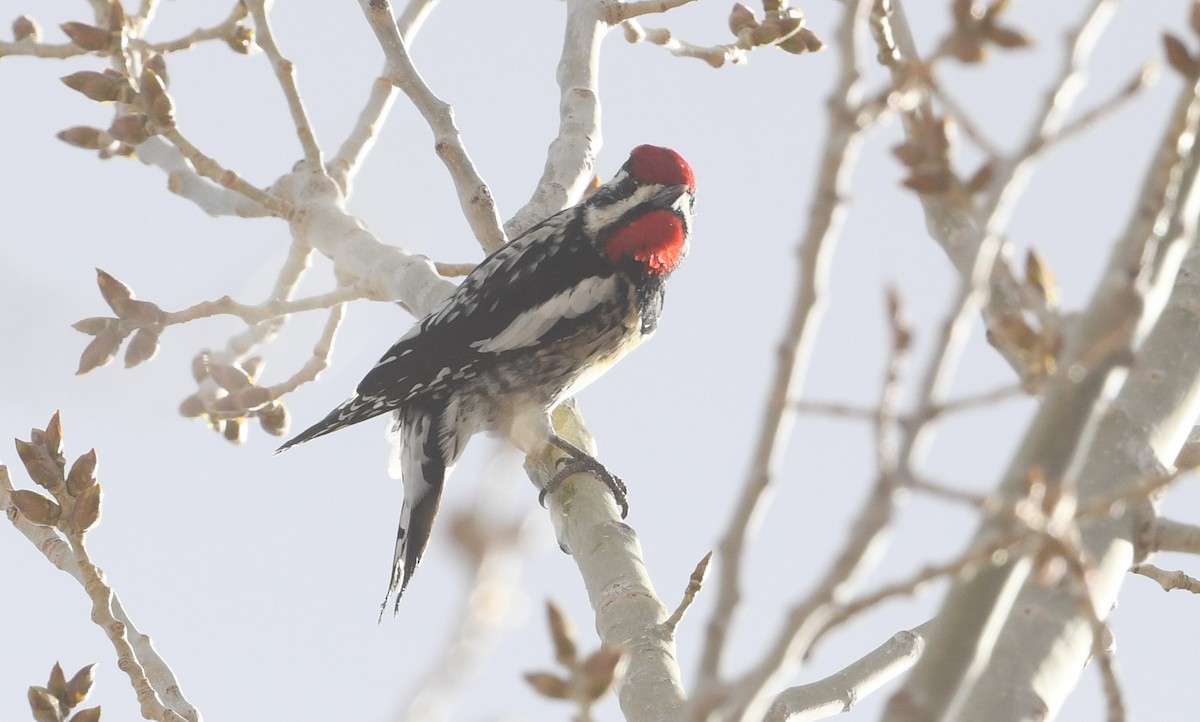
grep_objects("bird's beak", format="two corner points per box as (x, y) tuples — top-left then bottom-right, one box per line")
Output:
(650, 184), (693, 215)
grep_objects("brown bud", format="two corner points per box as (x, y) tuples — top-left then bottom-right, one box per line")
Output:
(69, 483), (102, 533)
(1025, 248), (1059, 309)
(69, 707), (101, 722)
(546, 601), (577, 666)
(178, 394), (206, 418)
(27, 685), (60, 722)
(523, 672), (569, 700)
(902, 169), (953, 195)
(945, 34), (985, 64)
(231, 386), (272, 411)
(728, 3), (758, 36)
(581, 646), (624, 701)
(95, 269), (133, 316)
(772, 7), (804, 39)
(1164, 33), (1199, 79)
(76, 328), (123, 375)
(60, 21), (113, 52)
(108, 113), (151, 145)
(139, 67), (175, 129)
(209, 364), (252, 392)
(61, 70), (129, 103)
(148, 90), (175, 129)
(71, 317), (116, 336)
(226, 24), (254, 54)
(124, 327), (160, 368)
(15, 439), (62, 490)
(223, 417), (247, 444)
(965, 160), (995, 194)
(240, 356), (265, 381)
(57, 127), (114, 151)
(139, 66), (166, 105)
(778, 27), (824, 54)
(47, 664), (67, 705)
(12, 15), (40, 42)
(987, 25), (1030, 50)
(257, 403), (290, 437)
(145, 53), (169, 87)
(66, 450), (98, 497)
(749, 21), (782, 46)
(44, 411), (64, 459)
(63, 665), (95, 708)
(107, 0), (126, 32)
(9, 489), (62, 526)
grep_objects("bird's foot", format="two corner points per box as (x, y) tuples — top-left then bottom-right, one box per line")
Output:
(539, 435), (628, 518)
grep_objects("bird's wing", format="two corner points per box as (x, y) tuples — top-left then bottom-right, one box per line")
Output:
(354, 213), (618, 403)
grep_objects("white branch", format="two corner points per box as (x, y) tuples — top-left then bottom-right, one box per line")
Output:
(763, 625), (927, 722)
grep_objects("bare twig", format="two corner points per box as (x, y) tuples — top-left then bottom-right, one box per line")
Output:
(142, 2), (249, 54)
(621, 19), (747, 68)
(663, 551), (713, 634)
(763, 624), (929, 722)
(244, 0), (323, 165)
(160, 126), (294, 217)
(264, 304), (347, 398)
(694, 1), (875, 703)
(2, 464), (198, 722)
(1132, 564), (1200, 593)
(329, 0), (439, 190)
(904, 475), (988, 508)
(404, 506), (526, 722)
(1048, 63), (1157, 151)
(501, 0), (606, 240)
(357, 0), (506, 253)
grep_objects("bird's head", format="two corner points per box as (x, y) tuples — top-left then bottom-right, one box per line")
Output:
(585, 145), (695, 278)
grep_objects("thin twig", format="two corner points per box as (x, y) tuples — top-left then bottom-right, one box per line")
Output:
(160, 127), (294, 217)
(244, 0), (323, 165)
(328, 0), (441, 190)
(1, 467), (197, 722)
(764, 623), (930, 722)
(142, 2), (248, 54)
(358, 0), (507, 253)
(663, 551), (713, 634)
(1132, 564), (1200, 593)
(166, 286), (365, 327)
(1047, 63), (1156, 152)
(694, 0), (875, 704)
(621, 19), (746, 68)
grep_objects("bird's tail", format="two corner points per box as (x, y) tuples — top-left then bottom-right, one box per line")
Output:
(276, 393), (390, 453)
(381, 404), (463, 616)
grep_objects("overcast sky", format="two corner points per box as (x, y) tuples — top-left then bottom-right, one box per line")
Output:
(3, 2), (1197, 721)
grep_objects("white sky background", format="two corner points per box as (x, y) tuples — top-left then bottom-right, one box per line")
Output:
(3, 1), (1198, 720)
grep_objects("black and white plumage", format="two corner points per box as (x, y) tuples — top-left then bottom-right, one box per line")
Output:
(278, 145), (696, 612)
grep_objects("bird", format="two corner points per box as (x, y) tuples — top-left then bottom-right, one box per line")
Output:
(278, 144), (696, 613)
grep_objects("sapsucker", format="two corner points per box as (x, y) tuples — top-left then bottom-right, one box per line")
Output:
(278, 145), (696, 612)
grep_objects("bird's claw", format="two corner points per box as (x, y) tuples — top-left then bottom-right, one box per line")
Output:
(541, 456), (629, 518)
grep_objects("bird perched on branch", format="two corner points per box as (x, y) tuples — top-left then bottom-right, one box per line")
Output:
(278, 145), (696, 613)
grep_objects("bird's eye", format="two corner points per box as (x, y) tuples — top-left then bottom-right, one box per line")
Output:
(589, 176), (635, 207)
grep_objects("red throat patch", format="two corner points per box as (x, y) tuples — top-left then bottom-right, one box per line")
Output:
(628, 145), (696, 192)
(605, 210), (688, 276)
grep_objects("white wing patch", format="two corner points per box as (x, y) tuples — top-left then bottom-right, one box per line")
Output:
(472, 276), (616, 354)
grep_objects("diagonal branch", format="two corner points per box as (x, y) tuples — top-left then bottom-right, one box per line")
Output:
(693, 0), (875, 705)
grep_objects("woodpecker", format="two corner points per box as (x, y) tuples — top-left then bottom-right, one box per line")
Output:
(278, 145), (695, 612)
